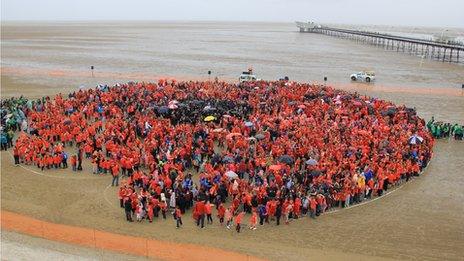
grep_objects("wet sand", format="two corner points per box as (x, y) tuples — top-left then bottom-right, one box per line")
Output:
(1, 75), (464, 260)
(2, 67), (464, 99)
(2, 22), (464, 90)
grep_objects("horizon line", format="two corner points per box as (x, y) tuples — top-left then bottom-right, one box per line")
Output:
(1, 19), (462, 29)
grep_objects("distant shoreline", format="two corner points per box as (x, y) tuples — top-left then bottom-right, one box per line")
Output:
(1, 20), (464, 30)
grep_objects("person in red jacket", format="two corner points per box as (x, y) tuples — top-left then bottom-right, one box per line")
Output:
(309, 196), (317, 219)
(13, 146), (20, 165)
(175, 206), (183, 228)
(293, 197), (302, 219)
(217, 203), (226, 225)
(118, 186), (125, 208)
(195, 201), (206, 228)
(147, 202), (154, 223)
(367, 178), (374, 198)
(205, 201), (213, 224)
(160, 200), (168, 219)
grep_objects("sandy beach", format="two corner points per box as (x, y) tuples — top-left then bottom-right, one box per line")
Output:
(1, 230), (147, 261)
(1, 22), (464, 260)
(1, 74), (464, 260)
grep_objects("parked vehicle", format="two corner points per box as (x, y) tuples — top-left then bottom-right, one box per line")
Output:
(239, 69), (257, 83)
(350, 71), (375, 82)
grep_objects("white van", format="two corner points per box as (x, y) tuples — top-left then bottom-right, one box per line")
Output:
(239, 71), (257, 83)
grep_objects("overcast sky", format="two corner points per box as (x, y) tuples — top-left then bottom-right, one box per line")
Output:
(2, 0), (463, 27)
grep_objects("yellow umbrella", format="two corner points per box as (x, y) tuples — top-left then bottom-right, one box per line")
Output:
(204, 115), (216, 122)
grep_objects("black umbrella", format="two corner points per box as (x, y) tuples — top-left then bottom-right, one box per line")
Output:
(157, 106), (169, 114)
(381, 107), (396, 116)
(211, 154), (221, 165)
(405, 107), (416, 116)
(367, 105), (374, 115)
(341, 95), (352, 100)
(310, 170), (322, 177)
(222, 156), (235, 163)
(191, 100), (204, 105)
(304, 93), (318, 100)
(278, 155), (294, 165)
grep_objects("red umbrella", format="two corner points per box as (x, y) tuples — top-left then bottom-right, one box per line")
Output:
(269, 165), (282, 171)
(226, 133), (242, 139)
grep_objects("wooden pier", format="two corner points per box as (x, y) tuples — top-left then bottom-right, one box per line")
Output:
(296, 22), (464, 64)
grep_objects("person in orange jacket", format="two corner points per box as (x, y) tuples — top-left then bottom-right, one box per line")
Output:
(111, 163), (120, 187)
(53, 153), (61, 169)
(249, 211), (257, 230)
(46, 155), (54, 169)
(70, 155), (77, 171)
(235, 211), (245, 233)
(225, 207), (232, 229)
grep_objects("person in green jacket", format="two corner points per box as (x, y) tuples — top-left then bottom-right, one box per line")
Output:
(0, 133), (7, 151)
(442, 124), (450, 138)
(436, 124), (442, 138)
(427, 117), (435, 132)
(431, 124), (437, 138)
(6, 129), (14, 148)
(454, 125), (463, 140)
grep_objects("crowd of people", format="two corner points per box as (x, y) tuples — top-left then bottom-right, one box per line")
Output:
(1, 97), (29, 151)
(427, 117), (463, 140)
(4, 79), (434, 232)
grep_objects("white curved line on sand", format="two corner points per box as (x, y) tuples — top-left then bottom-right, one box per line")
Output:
(325, 186), (403, 215)
(6, 151), (103, 180)
(7, 150), (432, 216)
(325, 161), (430, 215)
(103, 183), (119, 210)
(6, 150), (119, 210)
